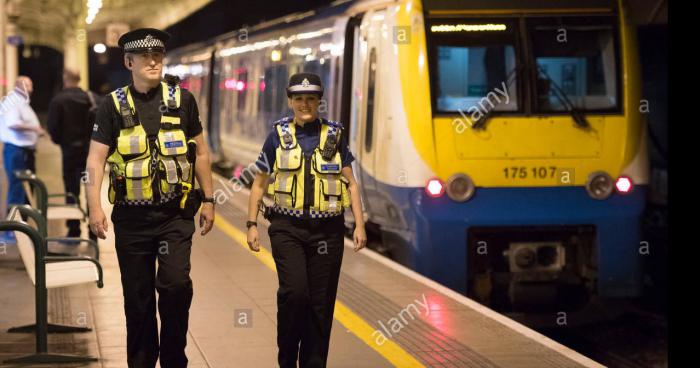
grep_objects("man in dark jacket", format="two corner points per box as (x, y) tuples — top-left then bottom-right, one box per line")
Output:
(47, 68), (101, 237)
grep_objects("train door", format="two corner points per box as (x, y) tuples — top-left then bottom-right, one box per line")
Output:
(208, 51), (222, 157)
(349, 10), (384, 213)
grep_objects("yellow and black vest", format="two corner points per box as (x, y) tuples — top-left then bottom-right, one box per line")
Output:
(267, 118), (351, 219)
(106, 81), (196, 207)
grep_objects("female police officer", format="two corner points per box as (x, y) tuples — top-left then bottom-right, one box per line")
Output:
(246, 72), (367, 368)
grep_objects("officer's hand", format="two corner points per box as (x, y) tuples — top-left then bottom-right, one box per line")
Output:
(353, 225), (367, 252)
(89, 208), (108, 240)
(247, 226), (260, 252)
(199, 203), (215, 236)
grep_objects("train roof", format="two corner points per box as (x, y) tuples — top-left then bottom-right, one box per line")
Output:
(217, 0), (354, 40)
(166, 0), (355, 58)
(422, 0), (616, 13)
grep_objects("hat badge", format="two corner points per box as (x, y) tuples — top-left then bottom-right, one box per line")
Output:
(145, 34), (153, 42)
(301, 78), (310, 87)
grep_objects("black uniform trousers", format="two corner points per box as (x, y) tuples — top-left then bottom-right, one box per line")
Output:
(61, 144), (88, 236)
(268, 214), (345, 368)
(112, 205), (196, 368)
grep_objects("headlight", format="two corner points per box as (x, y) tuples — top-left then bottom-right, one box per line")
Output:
(446, 173), (475, 202)
(514, 247), (536, 269)
(586, 171), (614, 200)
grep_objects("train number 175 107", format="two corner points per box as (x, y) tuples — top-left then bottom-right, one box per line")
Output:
(503, 166), (557, 179)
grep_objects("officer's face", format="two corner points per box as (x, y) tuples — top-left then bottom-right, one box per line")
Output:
(288, 94), (320, 123)
(125, 51), (164, 83)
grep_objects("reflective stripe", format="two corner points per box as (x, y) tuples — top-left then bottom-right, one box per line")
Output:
(279, 148), (290, 169)
(129, 135), (141, 154)
(162, 157), (178, 183)
(277, 171), (288, 193)
(127, 159), (149, 178)
(176, 155), (191, 182)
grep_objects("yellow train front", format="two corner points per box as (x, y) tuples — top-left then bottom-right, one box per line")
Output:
(166, 0), (648, 311)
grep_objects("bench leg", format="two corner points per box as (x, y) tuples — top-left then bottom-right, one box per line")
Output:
(3, 352), (98, 364)
(8, 323), (91, 333)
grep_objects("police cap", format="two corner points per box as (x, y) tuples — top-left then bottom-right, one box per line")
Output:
(118, 28), (170, 54)
(286, 73), (324, 97)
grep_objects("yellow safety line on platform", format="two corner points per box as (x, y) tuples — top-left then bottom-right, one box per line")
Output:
(214, 216), (425, 368)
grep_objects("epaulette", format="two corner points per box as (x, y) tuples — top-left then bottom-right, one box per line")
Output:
(273, 116), (293, 127)
(321, 119), (343, 129)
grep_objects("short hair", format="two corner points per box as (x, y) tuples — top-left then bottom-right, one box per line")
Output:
(63, 68), (81, 83)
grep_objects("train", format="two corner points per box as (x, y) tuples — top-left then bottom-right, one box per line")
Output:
(164, 0), (648, 311)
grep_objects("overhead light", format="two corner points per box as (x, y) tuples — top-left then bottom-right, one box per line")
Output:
(430, 24), (507, 33)
(289, 47), (312, 56)
(93, 43), (106, 53)
(271, 50), (282, 62)
(85, 0), (103, 24)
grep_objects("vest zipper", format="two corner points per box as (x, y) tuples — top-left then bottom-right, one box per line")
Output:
(149, 137), (161, 203)
(303, 152), (313, 217)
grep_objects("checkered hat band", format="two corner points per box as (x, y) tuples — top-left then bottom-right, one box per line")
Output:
(124, 37), (165, 51)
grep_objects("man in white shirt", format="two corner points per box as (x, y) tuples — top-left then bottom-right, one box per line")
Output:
(1, 76), (46, 218)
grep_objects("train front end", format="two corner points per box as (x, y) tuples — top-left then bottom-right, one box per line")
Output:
(385, 0), (647, 311)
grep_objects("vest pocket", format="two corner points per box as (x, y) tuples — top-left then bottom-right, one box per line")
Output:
(317, 177), (343, 212)
(157, 130), (188, 156)
(124, 158), (153, 200)
(117, 133), (148, 157)
(275, 146), (302, 171)
(273, 173), (297, 208)
(312, 151), (342, 174)
(340, 177), (351, 207)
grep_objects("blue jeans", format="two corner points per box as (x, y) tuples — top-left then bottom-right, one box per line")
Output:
(3, 143), (36, 211)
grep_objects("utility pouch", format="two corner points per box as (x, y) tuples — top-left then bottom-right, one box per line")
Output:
(181, 188), (203, 219)
(120, 104), (136, 129)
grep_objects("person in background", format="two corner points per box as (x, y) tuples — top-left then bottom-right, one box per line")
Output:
(47, 68), (101, 237)
(0, 76), (46, 242)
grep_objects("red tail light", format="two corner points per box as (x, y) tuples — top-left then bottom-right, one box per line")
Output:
(425, 178), (445, 198)
(615, 176), (633, 194)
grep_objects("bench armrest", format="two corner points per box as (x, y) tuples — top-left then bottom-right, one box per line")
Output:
(44, 255), (104, 288)
(46, 237), (99, 260)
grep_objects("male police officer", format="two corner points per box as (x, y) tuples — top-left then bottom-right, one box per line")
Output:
(247, 73), (367, 368)
(85, 28), (215, 368)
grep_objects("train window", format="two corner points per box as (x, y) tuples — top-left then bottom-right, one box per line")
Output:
(528, 17), (620, 112)
(261, 64), (289, 124)
(427, 19), (520, 114)
(365, 48), (377, 152)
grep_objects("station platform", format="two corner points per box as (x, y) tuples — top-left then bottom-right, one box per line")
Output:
(0, 137), (605, 367)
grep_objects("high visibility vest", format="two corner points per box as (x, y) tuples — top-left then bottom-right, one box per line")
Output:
(267, 118), (351, 219)
(106, 81), (195, 207)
